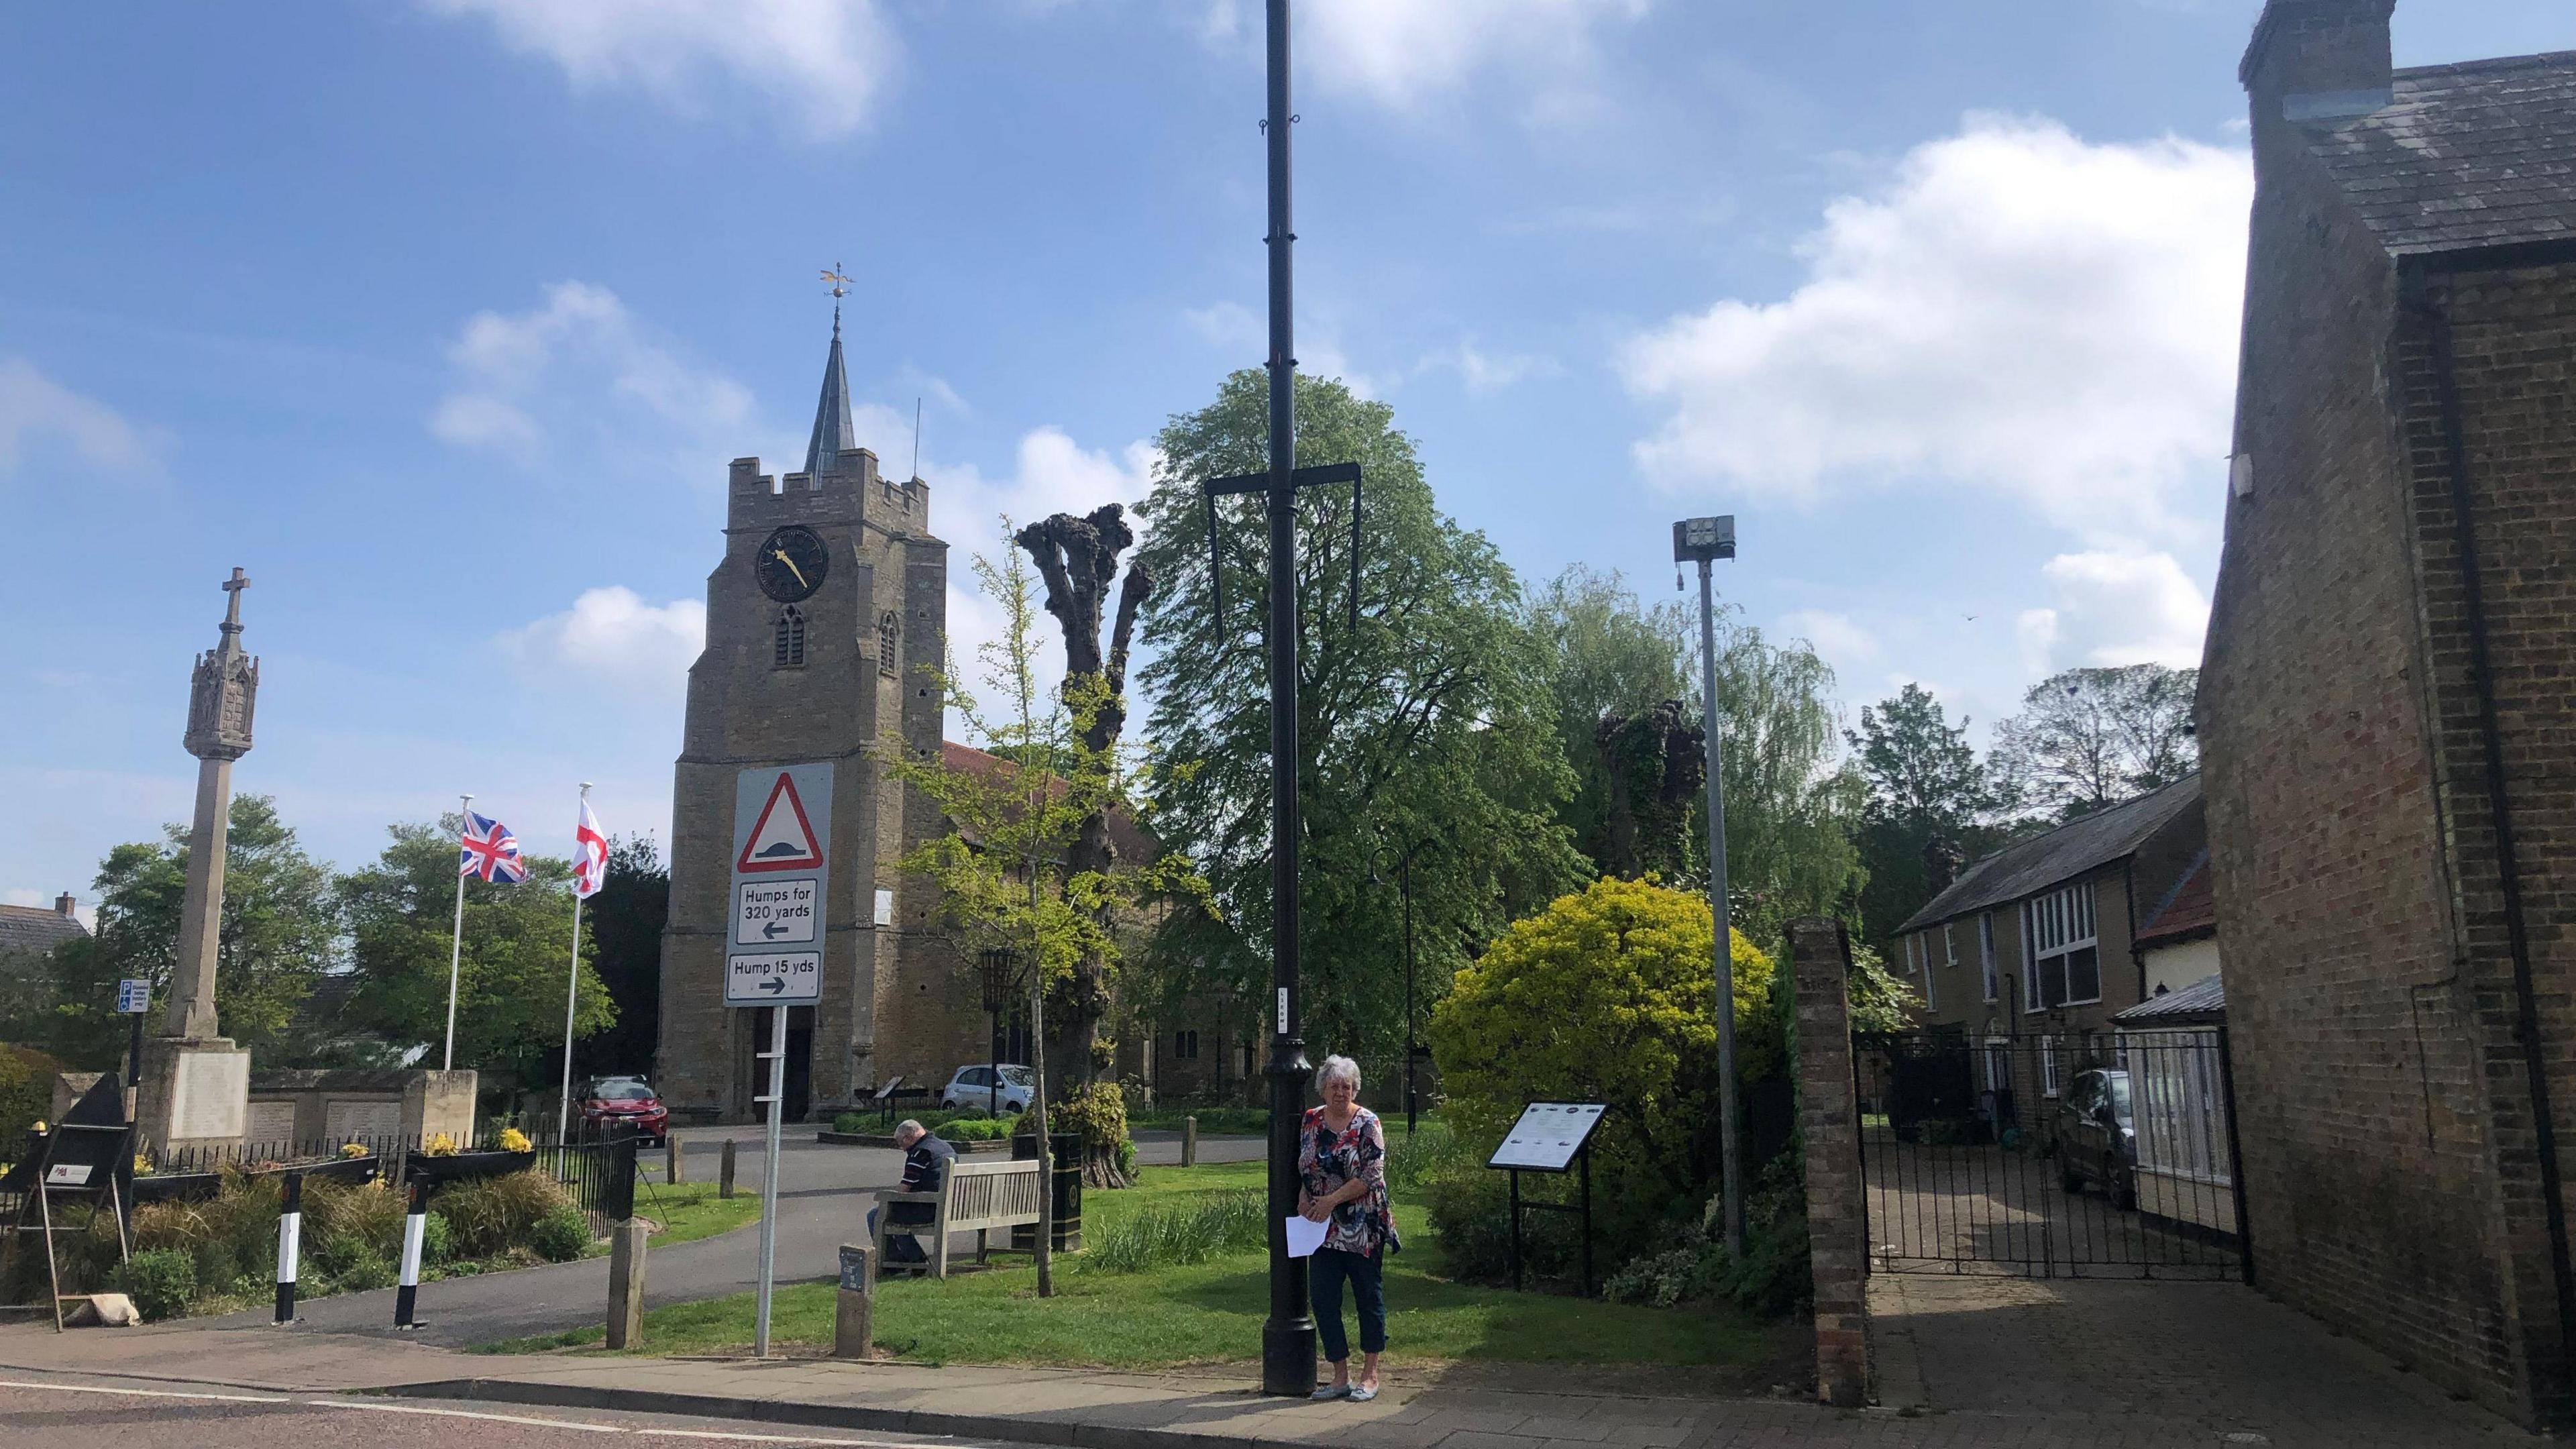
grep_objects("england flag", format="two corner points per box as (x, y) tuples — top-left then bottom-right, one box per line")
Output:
(572, 798), (608, 900)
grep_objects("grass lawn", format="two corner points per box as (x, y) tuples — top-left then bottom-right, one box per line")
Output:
(633, 1179), (765, 1246)
(480, 1160), (1774, 1373)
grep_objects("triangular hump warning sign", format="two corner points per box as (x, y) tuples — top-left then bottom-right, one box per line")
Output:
(737, 773), (824, 873)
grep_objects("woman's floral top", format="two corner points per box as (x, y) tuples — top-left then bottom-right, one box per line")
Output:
(1299, 1104), (1400, 1257)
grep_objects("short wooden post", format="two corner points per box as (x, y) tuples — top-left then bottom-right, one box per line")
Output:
(720, 1138), (737, 1199)
(1181, 1114), (1198, 1168)
(665, 1136), (684, 1185)
(606, 1217), (648, 1349)
(833, 1242), (876, 1359)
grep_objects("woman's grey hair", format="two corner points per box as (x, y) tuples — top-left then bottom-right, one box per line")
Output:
(1316, 1055), (1361, 1095)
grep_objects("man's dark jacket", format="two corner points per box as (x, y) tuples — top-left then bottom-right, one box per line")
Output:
(889, 1133), (957, 1225)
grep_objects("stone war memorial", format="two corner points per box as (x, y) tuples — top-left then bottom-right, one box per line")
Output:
(131, 569), (259, 1155)
(124, 570), (477, 1157)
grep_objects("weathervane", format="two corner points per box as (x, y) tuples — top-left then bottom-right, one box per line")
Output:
(820, 264), (853, 338)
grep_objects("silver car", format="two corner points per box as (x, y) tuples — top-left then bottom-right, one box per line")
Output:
(940, 1064), (1034, 1114)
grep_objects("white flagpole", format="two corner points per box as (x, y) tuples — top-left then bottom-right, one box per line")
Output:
(557, 783), (592, 1145)
(445, 792), (472, 1073)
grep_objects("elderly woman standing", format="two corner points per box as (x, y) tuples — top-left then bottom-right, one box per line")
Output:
(1299, 1054), (1399, 1401)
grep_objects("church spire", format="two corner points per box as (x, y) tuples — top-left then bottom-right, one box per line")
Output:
(806, 265), (858, 476)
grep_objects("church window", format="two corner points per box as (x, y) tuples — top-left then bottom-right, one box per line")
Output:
(773, 606), (807, 668)
(1173, 1029), (1200, 1061)
(877, 610), (900, 678)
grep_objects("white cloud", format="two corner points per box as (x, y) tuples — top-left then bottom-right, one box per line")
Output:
(1621, 115), (2251, 549)
(0, 357), (149, 473)
(420, 0), (900, 139)
(1417, 339), (1556, 395)
(919, 426), (1160, 731)
(499, 586), (707, 699)
(1189, 0), (1650, 114)
(2015, 551), (2208, 675)
(432, 281), (757, 478)
(1778, 609), (1880, 670)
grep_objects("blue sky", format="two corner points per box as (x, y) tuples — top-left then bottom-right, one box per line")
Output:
(3, 1), (2567, 915)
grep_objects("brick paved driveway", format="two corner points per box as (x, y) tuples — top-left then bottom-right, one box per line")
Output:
(1861, 1127), (2239, 1278)
(1870, 1273), (2526, 1444)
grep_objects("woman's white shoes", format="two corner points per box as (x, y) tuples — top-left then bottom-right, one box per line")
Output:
(1349, 1384), (1379, 1403)
(1311, 1384), (1349, 1400)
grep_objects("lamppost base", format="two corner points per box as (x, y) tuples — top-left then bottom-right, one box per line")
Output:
(1261, 1314), (1319, 1395)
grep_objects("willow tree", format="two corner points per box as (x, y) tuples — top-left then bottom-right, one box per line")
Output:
(1132, 370), (1587, 1075)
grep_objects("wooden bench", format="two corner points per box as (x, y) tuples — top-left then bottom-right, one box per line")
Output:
(872, 1157), (1044, 1279)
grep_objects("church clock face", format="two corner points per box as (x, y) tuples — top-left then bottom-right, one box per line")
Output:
(755, 525), (829, 602)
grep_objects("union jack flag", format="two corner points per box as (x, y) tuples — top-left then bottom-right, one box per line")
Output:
(459, 810), (527, 883)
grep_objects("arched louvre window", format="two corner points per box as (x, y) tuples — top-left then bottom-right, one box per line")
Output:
(877, 610), (900, 678)
(774, 606), (806, 668)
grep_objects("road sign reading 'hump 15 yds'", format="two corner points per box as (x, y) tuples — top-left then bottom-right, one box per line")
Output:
(727, 762), (833, 1008)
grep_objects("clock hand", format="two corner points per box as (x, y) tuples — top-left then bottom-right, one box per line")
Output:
(770, 549), (810, 588)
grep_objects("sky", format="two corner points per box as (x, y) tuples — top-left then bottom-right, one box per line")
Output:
(3, 0), (2569, 918)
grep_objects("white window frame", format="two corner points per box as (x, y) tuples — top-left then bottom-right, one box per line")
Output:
(1980, 913), (1999, 1003)
(2041, 1036), (2061, 1097)
(2022, 880), (2102, 1012)
(1925, 929), (1940, 1012)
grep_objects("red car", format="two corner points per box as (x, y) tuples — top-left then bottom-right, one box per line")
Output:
(579, 1077), (669, 1144)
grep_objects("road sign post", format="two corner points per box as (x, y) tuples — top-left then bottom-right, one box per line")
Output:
(727, 762), (834, 1358)
(117, 979), (149, 1122)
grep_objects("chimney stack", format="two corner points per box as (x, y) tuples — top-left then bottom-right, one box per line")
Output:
(55, 892), (76, 918)
(2240, 0), (2394, 127)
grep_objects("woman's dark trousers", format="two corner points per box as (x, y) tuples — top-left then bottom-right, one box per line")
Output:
(1309, 1246), (1386, 1361)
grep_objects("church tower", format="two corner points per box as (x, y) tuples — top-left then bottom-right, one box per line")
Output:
(655, 311), (951, 1122)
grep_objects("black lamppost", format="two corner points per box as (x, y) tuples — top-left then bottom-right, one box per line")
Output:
(1373, 830), (1436, 1138)
(979, 947), (1019, 1116)
(1195, 0), (1364, 1397)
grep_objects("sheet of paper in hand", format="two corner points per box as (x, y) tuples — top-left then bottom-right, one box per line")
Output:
(1285, 1214), (1328, 1258)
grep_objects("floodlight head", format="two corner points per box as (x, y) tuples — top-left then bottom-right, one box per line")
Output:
(1672, 515), (1736, 564)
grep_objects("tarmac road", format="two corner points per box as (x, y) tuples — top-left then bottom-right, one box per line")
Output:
(209, 1127), (1267, 1348)
(0, 1371), (1016, 1449)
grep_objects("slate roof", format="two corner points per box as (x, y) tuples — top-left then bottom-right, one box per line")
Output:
(2135, 849), (2218, 950)
(0, 903), (87, 958)
(1897, 774), (2203, 934)
(2113, 971), (2226, 1026)
(2308, 52), (2576, 256)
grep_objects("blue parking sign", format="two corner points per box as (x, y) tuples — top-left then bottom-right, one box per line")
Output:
(116, 979), (149, 1014)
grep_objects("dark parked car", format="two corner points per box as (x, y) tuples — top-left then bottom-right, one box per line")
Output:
(579, 1075), (669, 1144)
(2055, 1067), (2136, 1208)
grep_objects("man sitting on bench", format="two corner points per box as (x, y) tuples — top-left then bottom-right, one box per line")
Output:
(867, 1119), (956, 1266)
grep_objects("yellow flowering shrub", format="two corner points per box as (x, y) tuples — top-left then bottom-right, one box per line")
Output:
(340, 1141), (370, 1159)
(497, 1127), (533, 1153)
(421, 1132), (459, 1157)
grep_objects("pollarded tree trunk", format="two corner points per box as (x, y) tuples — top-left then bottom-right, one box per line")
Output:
(1014, 506), (1155, 1126)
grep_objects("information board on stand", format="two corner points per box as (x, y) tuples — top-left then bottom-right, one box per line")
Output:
(1485, 1102), (1607, 1295)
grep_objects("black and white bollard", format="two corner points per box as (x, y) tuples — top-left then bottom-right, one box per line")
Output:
(394, 1175), (428, 1328)
(273, 1171), (303, 1324)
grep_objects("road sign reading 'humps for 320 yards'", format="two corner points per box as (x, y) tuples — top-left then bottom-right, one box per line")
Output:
(726, 762), (833, 1008)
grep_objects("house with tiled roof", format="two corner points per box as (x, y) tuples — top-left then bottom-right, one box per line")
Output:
(2200, 0), (2576, 1426)
(0, 894), (87, 1021)
(2132, 849), (2218, 1000)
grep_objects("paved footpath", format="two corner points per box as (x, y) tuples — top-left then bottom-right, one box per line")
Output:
(0, 1300), (2536, 1449)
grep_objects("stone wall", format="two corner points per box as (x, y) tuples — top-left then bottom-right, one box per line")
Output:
(1789, 916), (1869, 1407)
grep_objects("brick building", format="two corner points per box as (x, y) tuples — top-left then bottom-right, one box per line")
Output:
(1892, 775), (2205, 1128)
(2198, 0), (2576, 1426)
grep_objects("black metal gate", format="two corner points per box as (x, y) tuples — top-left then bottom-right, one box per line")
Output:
(1854, 1028), (2249, 1280)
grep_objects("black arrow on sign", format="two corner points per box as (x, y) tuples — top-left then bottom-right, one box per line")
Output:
(763, 921), (790, 939)
(759, 976), (786, 994)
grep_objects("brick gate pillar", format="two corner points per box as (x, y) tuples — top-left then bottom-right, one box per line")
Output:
(1789, 916), (1870, 1407)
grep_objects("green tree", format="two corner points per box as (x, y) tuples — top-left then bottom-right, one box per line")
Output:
(576, 834), (667, 1079)
(1702, 616), (1868, 950)
(1847, 684), (1998, 947)
(340, 819), (612, 1095)
(883, 532), (1205, 1225)
(41, 795), (341, 1069)
(1132, 370), (1589, 1075)
(1428, 877), (1776, 1245)
(1528, 566), (1693, 870)
(1991, 664), (2200, 822)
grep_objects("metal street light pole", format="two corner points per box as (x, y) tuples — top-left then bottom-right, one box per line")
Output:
(1258, 0), (1318, 1397)
(1674, 516), (1742, 1256)
(1401, 847), (1418, 1139)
